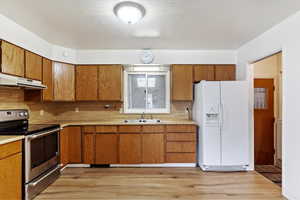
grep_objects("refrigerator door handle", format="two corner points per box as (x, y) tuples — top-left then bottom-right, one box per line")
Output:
(220, 103), (225, 130)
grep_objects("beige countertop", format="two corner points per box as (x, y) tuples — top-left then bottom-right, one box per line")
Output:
(34, 120), (197, 128)
(0, 136), (24, 145)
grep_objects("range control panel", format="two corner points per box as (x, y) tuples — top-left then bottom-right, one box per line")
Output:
(0, 109), (29, 122)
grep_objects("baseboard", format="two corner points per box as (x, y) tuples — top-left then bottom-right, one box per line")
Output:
(67, 164), (91, 168)
(110, 163), (197, 167)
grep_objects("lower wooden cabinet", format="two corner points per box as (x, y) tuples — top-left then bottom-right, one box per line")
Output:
(0, 141), (22, 200)
(67, 126), (82, 163)
(142, 134), (164, 163)
(82, 132), (95, 164)
(60, 128), (69, 166)
(119, 134), (142, 164)
(95, 134), (118, 164)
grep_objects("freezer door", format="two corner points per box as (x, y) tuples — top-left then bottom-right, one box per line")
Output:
(200, 81), (222, 166)
(220, 81), (249, 166)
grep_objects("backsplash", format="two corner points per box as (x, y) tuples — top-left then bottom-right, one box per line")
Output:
(0, 88), (192, 123)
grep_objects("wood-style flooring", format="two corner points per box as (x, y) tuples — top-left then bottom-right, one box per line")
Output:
(36, 167), (285, 200)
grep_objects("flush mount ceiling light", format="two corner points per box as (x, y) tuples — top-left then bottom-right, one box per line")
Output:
(114, 1), (146, 24)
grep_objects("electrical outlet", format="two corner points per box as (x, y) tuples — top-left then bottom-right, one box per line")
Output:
(75, 107), (79, 112)
(40, 110), (44, 116)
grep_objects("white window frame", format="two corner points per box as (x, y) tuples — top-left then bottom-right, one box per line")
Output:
(124, 70), (170, 114)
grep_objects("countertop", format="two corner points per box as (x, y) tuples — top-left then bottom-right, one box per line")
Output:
(0, 136), (24, 145)
(34, 120), (197, 128)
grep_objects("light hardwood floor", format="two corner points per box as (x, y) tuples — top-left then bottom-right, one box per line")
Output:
(36, 168), (285, 200)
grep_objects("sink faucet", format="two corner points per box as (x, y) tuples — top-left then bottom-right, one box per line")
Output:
(141, 112), (145, 119)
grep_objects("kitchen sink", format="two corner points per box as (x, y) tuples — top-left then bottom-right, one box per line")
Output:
(123, 119), (161, 124)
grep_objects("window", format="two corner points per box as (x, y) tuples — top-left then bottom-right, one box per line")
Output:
(124, 66), (170, 113)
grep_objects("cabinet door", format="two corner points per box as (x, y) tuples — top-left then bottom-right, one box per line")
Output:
(67, 126), (82, 163)
(215, 65), (236, 81)
(142, 134), (164, 163)
(193, 65), (215, 82)
(76, 65), (98, 101)
(172, 65), (193, 101)
(0, 153), (22, 199)
(82, 132), (95, 164)
(42, 58), (54, 101)
(60, 127), (69, 166)
(95, 134), (118, 164)
(119, 134), (141, 164)
(25, 51), (42, 80)
(98, 65), (122, 101)
(1, 41), (24, 77)
(53, 62), (75, 101)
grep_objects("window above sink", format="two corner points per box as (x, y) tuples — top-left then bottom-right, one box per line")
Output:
(123, 65), (170, 114)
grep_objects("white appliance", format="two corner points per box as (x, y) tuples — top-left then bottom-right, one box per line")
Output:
(193, 81), (249, 171)
(0, 73), (46, 89)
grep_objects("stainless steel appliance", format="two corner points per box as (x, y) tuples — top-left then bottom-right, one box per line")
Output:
(0, 109), (60, 200)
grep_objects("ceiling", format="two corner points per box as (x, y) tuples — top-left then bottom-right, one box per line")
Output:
(1, 0), (300, 50)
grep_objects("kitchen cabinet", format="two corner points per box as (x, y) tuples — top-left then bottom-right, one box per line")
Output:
(215, 65), (236, 81)
(0, 140), (22, 199)
(25, 50), (42, 80)
(171, 65), (193, 101)
(76, 65), (98, 101)
(67, 126), (82, 163)
(0, 40), (25, 77)
(82, 132), (95, 164)
(53, 62), (75, 101)
(142, 134), (165, 163)
(98, 65), (123, 101)
(95, 133), (118, 164)
(119, 134), (142, 164)
(193, 65), (215, 82)
(42, 58), (54, 101)
(60, 127), (69, 166)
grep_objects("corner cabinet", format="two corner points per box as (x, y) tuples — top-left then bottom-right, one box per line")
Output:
(53, 62), (75, 101)
(25, 50), (42, 80)
(171, 65), (193, 101)
(42, 58), (54, 101)
(0, 41), (25, 77)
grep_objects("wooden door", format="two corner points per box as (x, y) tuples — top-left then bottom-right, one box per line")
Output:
(254, 79), (275, 165)
(98, 65), (122, 101)
(53, 62), (75, 101)
(82, 132), (95, 164)
(76, 65), (98, 101)
(95, 134), (118, 164)
(215, 65), (236, 81)
(171, 65), (193, 101)
(1, 41), (25, 77)
(119, 134), (142, 164)
(67, 126), (82, 163)
(25, 51), (42, 80)
(193, 65), (215, 82)
(0, 153), (22, 199)
(142, 134), (164, 163)
(42, 58), (54, 101)
(60, 127), (69, 166)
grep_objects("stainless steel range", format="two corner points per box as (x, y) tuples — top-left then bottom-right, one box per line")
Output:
(0, 109), (61, 200)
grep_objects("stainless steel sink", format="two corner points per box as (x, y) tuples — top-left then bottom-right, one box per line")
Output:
(123, 119), (161, 124)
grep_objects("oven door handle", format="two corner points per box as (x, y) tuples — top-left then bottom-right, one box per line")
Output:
(27, 128), (60, 140)
(28, 165), (61, 187)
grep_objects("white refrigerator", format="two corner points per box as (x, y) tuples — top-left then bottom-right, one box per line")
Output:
(193, 81), (249, 171)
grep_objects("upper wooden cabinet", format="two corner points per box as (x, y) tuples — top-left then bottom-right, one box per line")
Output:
(76, 65), (98, 101)
(25, 51), (42, 80)
(98, 65), (123, 101)
(42, 58), (54, 101)
(53, 62), (75, 101)
(0, 41), (25, 77)
(193, 65), (215, 82)
(215, 65), (236, 81)
(171, 65), (193, 101)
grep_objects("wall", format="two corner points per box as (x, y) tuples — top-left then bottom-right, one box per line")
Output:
(253, 53), (282, 164)
(237, 10), (300, 200)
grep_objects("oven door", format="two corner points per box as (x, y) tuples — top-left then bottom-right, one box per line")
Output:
(25, 128), (60, 183)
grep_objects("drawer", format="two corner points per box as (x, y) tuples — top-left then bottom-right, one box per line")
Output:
(166, 125), (196, 133)
(166, 153), (196, 163)
(82, 126), (96, 133)
(96, 126), (117, 133)
(167, 133), (196, 141)
(118, 125), (141, 133)
(142, 125), (165, 133)
(166, 142), (196, 153)
(0, 140), (22, 160)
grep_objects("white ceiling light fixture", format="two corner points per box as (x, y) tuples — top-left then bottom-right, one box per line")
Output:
(114, 1), (146, 24)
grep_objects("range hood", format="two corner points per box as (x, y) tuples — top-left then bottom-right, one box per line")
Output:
(0, 73), (47, 89)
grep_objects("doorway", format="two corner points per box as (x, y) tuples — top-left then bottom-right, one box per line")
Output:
(253, 52), (282, 187)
